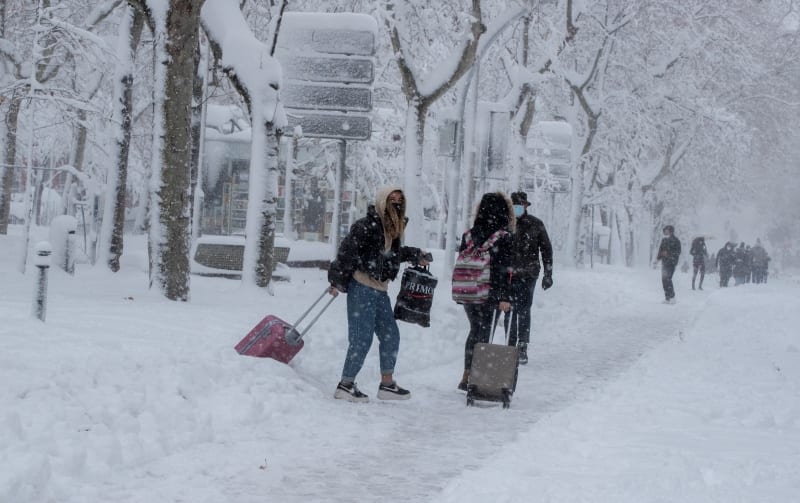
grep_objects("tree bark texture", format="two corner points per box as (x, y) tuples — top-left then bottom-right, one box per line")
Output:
(254, 125), (279, 287)
(0, 93), (22, 234)
(108, 7), (144, 272)
(157, 0), (202, 300)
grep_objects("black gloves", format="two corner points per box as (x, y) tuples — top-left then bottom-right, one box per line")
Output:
(540, 264), (554, 290)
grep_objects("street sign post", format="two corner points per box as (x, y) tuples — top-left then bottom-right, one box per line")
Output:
(275, 12), (377, 141)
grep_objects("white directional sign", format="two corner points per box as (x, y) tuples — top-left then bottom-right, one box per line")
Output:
(281, 56), (374, 84)
(286, 113), (371, 141)
(282, 83), (372, 112)
(276, 12), (377, 141)
(276, 27), (376, 56)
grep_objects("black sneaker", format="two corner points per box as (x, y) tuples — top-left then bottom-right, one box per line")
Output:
(518, 343), (528, 365)
(377, 382), (411, 400)
(334, 381), (369, 403)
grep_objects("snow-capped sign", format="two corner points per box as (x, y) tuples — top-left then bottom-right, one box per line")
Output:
(277, 13), (378, 57)
(275, 12), (377, 140)
(285, 113), (371, 141)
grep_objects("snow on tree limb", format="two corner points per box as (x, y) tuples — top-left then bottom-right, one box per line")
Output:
(201, 0), (282, 125)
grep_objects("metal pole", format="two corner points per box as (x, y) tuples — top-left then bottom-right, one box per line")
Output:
(32, 242), (51, 321)
(590, 204), (594, 268)
(329, 140), (346, 247)
(66, 229), (76, 275)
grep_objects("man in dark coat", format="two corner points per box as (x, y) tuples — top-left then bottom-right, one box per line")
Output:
(733, 242), (748, 285)
(506, 191), (553, 364)
(656, 225), (681, 303)
(751, 238), (769, 284)
(716, 242), (735, 287)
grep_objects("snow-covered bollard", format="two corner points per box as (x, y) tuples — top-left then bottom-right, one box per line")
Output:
(49, 215), (78, 274)
(65, 228), (76, 275)
(32, 241), (52, 322)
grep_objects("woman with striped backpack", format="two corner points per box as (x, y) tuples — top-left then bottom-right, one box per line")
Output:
(452, 192), (514, 391)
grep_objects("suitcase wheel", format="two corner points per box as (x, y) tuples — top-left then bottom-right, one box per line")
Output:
(466, 385), (477, 407)
(502, 388), (512, 409)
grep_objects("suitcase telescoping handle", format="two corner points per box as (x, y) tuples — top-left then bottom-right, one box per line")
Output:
(490, 309), (510, 345)
(285, 288), (336, 345)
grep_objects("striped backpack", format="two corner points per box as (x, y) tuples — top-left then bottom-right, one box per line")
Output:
(451, 230), (507, 304)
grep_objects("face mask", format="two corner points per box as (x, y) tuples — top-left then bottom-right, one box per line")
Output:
(513, 205), (524, 217)
(391, 202), (404, 214)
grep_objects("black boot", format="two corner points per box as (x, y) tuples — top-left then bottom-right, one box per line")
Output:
(518, 343), (528, 365)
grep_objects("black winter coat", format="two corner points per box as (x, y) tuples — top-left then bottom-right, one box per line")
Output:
(717, 246), (734, 271)
(657, 235), (681, 266)
(690, 238), (708, 266)
(328, 205), (422, 292)
(459, 228), (513, 306)
(512, 213), (553, 279)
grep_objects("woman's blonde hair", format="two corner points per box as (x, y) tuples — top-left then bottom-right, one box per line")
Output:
(376, 186), (406, 240)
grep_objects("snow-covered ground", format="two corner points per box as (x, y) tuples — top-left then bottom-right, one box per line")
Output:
(1, 226), (798, 502)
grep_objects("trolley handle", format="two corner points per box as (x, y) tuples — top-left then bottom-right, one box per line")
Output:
(285, 288), (336, 345)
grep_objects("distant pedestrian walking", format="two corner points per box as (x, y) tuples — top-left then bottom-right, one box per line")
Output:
(716, 242), (735, 287)
(733, 242), (748, 286)
(751, 238), (770, 284)
(690, 236), (708, 290)
(656, 225), (681, 303)
(506, 191), (553, 365)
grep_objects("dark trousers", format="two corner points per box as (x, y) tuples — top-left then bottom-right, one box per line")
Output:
(463, 303), (496, 371)
(506, 276), (537, 347)
(692, 262), (705, 289)
(662, 262), (676, 300)
(720, 266), (732, 287)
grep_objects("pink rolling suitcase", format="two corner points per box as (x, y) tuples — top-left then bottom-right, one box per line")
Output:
(235, 289), (335, 364)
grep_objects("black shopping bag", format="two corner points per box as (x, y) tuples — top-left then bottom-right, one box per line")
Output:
(393, 266), (438, 327)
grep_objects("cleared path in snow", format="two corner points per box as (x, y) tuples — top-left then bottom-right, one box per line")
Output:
(78, 268), (702, 503)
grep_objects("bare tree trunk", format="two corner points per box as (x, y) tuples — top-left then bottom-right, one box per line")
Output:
(388, 0), (485, 246)
(156, 0), (203, 300)
(106, 7), (144, 272)
(0, 94), (22, 234)
(565, 80), (600, 266)
(254, 124), (280, 287)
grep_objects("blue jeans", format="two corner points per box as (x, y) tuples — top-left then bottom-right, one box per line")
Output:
(341, 280), (400, 382)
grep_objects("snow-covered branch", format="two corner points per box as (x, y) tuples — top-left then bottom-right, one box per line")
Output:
(201, 0), (282, 123)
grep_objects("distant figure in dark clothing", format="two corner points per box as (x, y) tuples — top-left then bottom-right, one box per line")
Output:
(716, 242), (736, 287)
(733, 242), (748, 285)
(506, 191), (553, 365)
(656, 225), (681, 303)
(744, 245), (753, 283)
(751, 238), (770, 284)
(690, 236), (708, 290)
